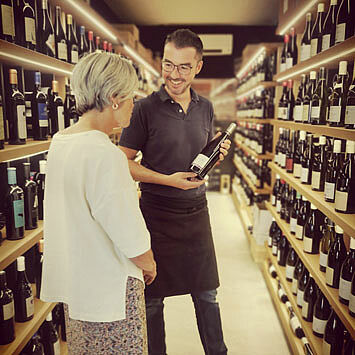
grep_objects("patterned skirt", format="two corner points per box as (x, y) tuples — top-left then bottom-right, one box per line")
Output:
(64, 277), (147, 354)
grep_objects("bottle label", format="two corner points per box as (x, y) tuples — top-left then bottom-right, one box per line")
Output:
(38, 103), (48, 127)
(0, 106), (4, 140)
(297, 290), (304, 307)
(280, 153), (286, 168)
(278, 288), (284, 300)
(13, 199), (25, 228)
(349, 292), (355, 313)
(277, 249), (281, 262)
(302, 300), (309, 318)
(312, 316), (327, 335)
(290, 315), (300, 333)
(286, 57), (294, 70)
(292, 278), (297, 294)
(286, 158), (293, 171)
(57, 42), (68, 61)
(304, 236), (313, 253)
(300, 44), (311, 62)
(272, 245), (277, 255)
(1, 5), (15, 36)
(345, 105), (355, 125)
(278, 107), (287, 120)
(276, 200), (281, 213)
(57, 106), (65, 131)
(321, 34), (331, 52)
(335, 190), (348, 211)
(323, 340), (331, 355)
(286, 265), (295, 280)
(339, 277), (351, 301)
(293, 163), (301, 178)
(26, 295), (34, 317)
(293, 105), (303, 122)
(24, 16), (36, 44)
(335, 23), (346, 44)
(311, 106), (320, 119)
(271, 195), (276, 205)
(46, 34), (56, 56)
(2, 300), (14, 321)
(71, 50), (79, 64)
(280, 63), (286, 73)
(290, 217), (297, 233)
(192, 153), (209, 170)
(311, 171), (321, 190)
(301, 167), (309, 183)
(324, 182), (335, 200)
(268, 236), (272, 247)
(295, 224), (303, 240)
(311, 38), (318, 57)
(302, 104), (309, 122)
(328, 106), (341, 122)
(326, 266), (334, 286)
(319, 251), (328, 269)
(17, 104), (27, 139)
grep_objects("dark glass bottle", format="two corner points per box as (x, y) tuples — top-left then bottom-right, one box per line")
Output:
(292, 258), (304, 295)
(311, 135), (326, 191)
(31, 72), (48, 141)
(285, 80), (295, 121)
(0, 0), (15, 42)
(88, 30), (95, 53)
(321, 0), (339, 51)
(286, 130), (295, 173)
(0, 270), (15, 345)
(300, 12), (312, 62)
(66, 14), (78, 64)
(277, 235), (289, 267)
(21, 333), (44, 354)
(286, 28), (297, 69)
(326, 225), (347, 288)
(335, 0), (354, 44)
(276, 179), (285, 214)
(296, 195), (309, 241)
(293, 74), (306, 122)
(272, 224), (282, 257)
(323, 310), (344, 354)
(350, 272), (355, 317)
(286, 248), (298, 282)
(36, 160), (46, 221)
(311, 67), (328, 125)
(297, 267), (309, 308)
(301, 134), (312, 185)
(35, 240), (44, 299)
(303, 204), (322, 254)
(278, 82), (288, 120)
(303, 71), (317, 123)
(48, 80), (65, 136)
(312, 290), (331, 338)
(79, 25), (88, 56)
(38, 0), (55, 57)
(0, 93), (4, 149)
(271, 174), (281, 206)
(320, 218), (335, 272)
(290, 191), (301, 235)
(339, 237), (355, 305)
(64, 80), (78, 127)
(310, 3), (325, 57)
(54, 6), (67, 62)
(17, 0), (36, 50)
(268, 263), (277, 279)
(302, 274), (318, 322)
(268, 218), (277, 248)
(294, 131), (306, 178)
(40, 312), (60, 354)
(345, 59), (355, 129)
(23, 162), (38, 230)
(14, 256), (34, 322)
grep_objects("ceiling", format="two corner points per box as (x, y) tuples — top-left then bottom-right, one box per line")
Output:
(102, 0), (279, 26)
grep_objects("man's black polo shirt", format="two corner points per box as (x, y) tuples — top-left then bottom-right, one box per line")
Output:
(119, 85), (215, 198)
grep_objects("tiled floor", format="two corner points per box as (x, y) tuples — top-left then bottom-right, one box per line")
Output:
(163, 192), (291, 355)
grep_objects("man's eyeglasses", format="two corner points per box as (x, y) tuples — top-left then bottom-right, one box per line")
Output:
(162, 61), (193, 75)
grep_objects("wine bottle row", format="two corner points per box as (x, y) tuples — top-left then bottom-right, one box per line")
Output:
(280, 0), (355, 71)
(268, 261), (355, 354)
(274, 129), (355, 214)
(277, 60), (355, 129)
(235, 121), (273, 155)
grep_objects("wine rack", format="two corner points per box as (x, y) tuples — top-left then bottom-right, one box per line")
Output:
(234, 138), (274, 160)
(236, 81), (279, 99)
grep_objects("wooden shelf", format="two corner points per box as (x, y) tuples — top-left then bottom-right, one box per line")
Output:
(0, 222), (43, 271)
(233, 159), (271, 194)
(234, 138), (274, 160)
(268, 162), (355, 237)
(236, 81), (279, 98)
(0, 285), (56, 355)
(261, 259), (304, 355)
(271, 120), (355, 141)
(266, 247), (323, 355)
(0, 40), (73, 76)
(265, 201), (355, 338)
(236, 118), (274, 124)
(0, 140), (51, 163)
(274, 36), (355, 82)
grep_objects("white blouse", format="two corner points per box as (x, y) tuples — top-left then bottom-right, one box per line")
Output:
(40, 130), (150, 322)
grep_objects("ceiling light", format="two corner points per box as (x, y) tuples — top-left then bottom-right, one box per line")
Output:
(210, 78), (236, 98)
(237, 47), (266, 79)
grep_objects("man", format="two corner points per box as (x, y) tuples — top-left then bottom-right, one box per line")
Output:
(119, 29), (229, 355)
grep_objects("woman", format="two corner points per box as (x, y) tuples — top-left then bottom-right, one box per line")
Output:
(40, 52), (156, 354)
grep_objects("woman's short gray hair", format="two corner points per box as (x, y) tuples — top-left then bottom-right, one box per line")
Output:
(71, 52), (138, 115)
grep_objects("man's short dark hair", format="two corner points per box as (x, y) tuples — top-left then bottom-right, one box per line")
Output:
(165, 29), (203, 60)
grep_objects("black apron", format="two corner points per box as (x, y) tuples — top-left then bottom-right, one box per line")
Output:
(139, 192), (220, 298)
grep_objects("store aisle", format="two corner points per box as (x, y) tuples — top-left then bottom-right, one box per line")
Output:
(163, 192), (291, 355)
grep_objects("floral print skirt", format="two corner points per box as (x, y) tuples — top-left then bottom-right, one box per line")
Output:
(63, 277), (147, 354)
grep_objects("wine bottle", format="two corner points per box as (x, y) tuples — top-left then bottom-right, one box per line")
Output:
(286, 130), (295, 173)
(322, 0), (339, 51)
(350, 272), (355, 317)
(300, 13), (312, 62)
(339, 237), (355, 305)
(272, 174), (281, 206)
(31, 72), (48, 141)
(95, 35), (101, 52)
(290, 191), (301, 234)
(103, 40), (108, 52)
(280, 182), (289, 220)
(293, 75), (306, 123)
(345, 60), (355, 129)
(276, 179), (285, 214)
(311, 136), (326, 191)
(0, 0), (15, 42)
(296, 195), (309, 240)
(292, 258), (304, 295)
(268, 217), (277, 247)
(14, 256), (34, 322)
(38, 0), (55, 57)
(272, 224), (282, 257)
(278, 235), (289, 267)
(0, 270), (15, 345)
(285, 80), (295, 121)
(311, 67), (328, 125)
(335, 0), (354, 44)
(344, 334), (355, 355)
(277, 281), (288, 303)
(301, 134), (312, 185)
(36, 160), (46, 221)
(64, 79), (77, 127)
(190, 123), (236, 179)
(326, 225), (347, 288)
(297, 266), (309, 308)
(286, 28), (297, 69)
(302, 337), (314, 355)
(35, 240), (44, 299)
(278, 82), (288, 120)
(324, 139), (343, 202)
(335, 140), (355, 213)
(17, 0), (36, 50)
(280, 35), (288, 73)
(303, 71), (317, 123)
(302, 273), (318, 322)
(0, 93), (5, 149)
(312, 290), (331, 338)
(323, 309), (344, 354)
(54, 6), (67, 62)
(48, 81), (65, 136)
(8, 69), (26, 144)
(23, 162), (38, 230)
(40, 312), (60, 355)
(21, 333), (44, 354)
(303, 204), (322, 254)
(88, 30), (95, 53)
(310, 3), (325, 57)
(287, 302), (305, 339)
(320, 218), (335, 272)
(5, 167), (25, 240)
(268, 263), (278, 279)
(286, 247), (298, 282)
(79, 25), (88, 56)
(294, 131), (306, 178)
(66, 14), (78, 64)
(328, 61), (349, 127)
